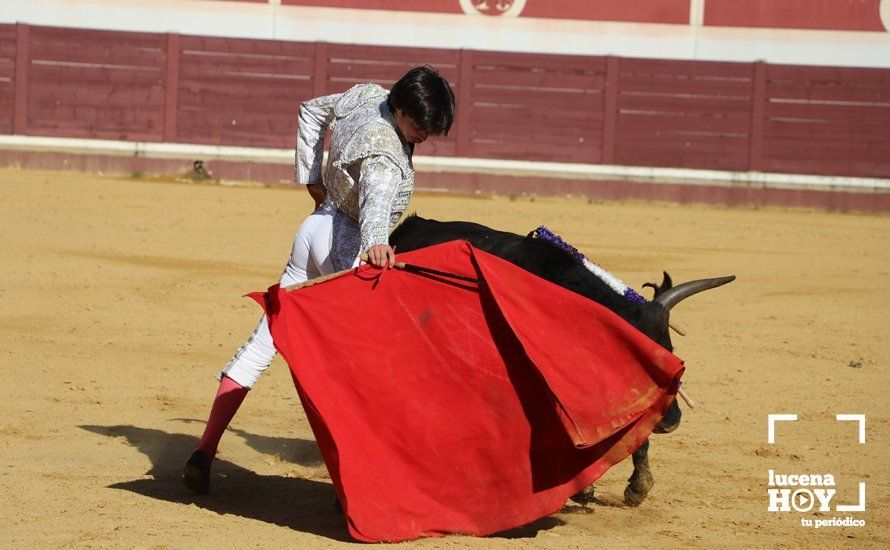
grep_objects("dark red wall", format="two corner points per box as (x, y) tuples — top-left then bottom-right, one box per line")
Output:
(175, 35), (316, 148)
(761, 64), (890, 176)
(613, 58), (755, 171)
(2, 23), (890, 179)
(704, 0), (886, 32)
(25, 26), (167, 141)
(0, 25), (15, 135)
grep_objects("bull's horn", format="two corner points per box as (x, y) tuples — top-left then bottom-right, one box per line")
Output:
(655, 275), (736, 311)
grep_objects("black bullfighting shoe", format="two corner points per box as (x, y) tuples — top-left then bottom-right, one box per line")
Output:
(182, 450), (211, 494)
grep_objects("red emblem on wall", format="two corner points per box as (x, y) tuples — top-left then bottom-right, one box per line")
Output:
(460, 0), (526, 17)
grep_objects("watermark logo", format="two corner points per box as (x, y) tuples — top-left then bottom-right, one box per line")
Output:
(766, 414), (866, 528)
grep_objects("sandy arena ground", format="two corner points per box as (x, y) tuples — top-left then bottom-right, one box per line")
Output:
(1, 167), (888, 548)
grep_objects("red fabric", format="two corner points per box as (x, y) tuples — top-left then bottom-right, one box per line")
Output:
(252, 240), (684, 542)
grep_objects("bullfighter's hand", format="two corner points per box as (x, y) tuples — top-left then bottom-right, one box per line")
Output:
(367, 244), (395, 269)
(306, 183), (327, 211)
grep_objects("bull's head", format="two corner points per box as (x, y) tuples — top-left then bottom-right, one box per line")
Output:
(643, 272), (735, 433)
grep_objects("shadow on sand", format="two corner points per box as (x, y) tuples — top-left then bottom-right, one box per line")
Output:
(79, 424), (350, 541)
(80, 424), (568, 541)
(171, 418), (325, 467)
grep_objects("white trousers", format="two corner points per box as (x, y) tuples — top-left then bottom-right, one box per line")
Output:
(219, 202), (350, 388)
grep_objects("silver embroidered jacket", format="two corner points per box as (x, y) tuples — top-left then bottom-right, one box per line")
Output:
(295, 83), (414, 269)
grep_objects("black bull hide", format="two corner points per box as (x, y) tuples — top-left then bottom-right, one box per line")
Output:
(389, 215), (734, 506)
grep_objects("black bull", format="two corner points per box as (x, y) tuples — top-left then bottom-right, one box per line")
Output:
(389, 215), (734, 506)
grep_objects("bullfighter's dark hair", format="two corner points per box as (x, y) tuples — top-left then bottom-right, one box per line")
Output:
(387, 66), (456, 136)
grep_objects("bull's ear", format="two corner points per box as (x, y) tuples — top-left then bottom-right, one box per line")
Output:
(643, 271), (674, 299)
(660, 271), (673, 293)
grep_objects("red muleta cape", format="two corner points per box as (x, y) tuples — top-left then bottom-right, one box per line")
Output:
(252, 240), (684, 542)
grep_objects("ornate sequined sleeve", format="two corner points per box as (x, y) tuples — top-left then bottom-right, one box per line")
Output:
(358, 155), (403, 253)
(295, 92), (341, 185)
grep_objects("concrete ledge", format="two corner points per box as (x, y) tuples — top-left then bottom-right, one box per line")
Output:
(0, 135), (888, 213)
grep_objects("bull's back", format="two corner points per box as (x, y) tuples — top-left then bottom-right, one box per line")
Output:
(389, 215), (655, 337)
(390, 216), (509, 252)
(391, 215), (598, 294)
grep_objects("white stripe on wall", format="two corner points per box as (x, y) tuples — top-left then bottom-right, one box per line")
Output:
(690, 0), (706, 27)
(1, 135), (887, 193)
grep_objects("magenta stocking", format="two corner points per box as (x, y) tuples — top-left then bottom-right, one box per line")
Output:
(195, 376), (249, 461)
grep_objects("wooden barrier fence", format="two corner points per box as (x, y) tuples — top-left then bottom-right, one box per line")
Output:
(1, 23), (888, 178)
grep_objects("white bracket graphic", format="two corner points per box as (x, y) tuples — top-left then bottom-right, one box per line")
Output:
(836, 414), (866, 444)
(768, 413), (867, 512)
(768, 414), (798, 444)
(836, 483), (867, 512)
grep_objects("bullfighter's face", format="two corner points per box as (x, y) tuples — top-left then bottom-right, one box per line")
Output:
(394, 108), (429, 144)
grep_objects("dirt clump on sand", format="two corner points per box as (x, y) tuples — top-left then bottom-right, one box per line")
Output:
(1, 167), (887, 548)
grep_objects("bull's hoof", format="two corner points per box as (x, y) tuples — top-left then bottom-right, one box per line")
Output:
(569, 485), (595, 505)
(624, 486), (646, 507)
(654, 419), (679, 434)
(654, 401), (682, 434)
(623, 470), (654, 507)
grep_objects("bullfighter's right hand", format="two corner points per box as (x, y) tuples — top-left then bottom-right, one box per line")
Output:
(366, 244), (396, 269)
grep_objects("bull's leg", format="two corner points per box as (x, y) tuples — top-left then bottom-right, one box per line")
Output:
(624, 439), (653, 507)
